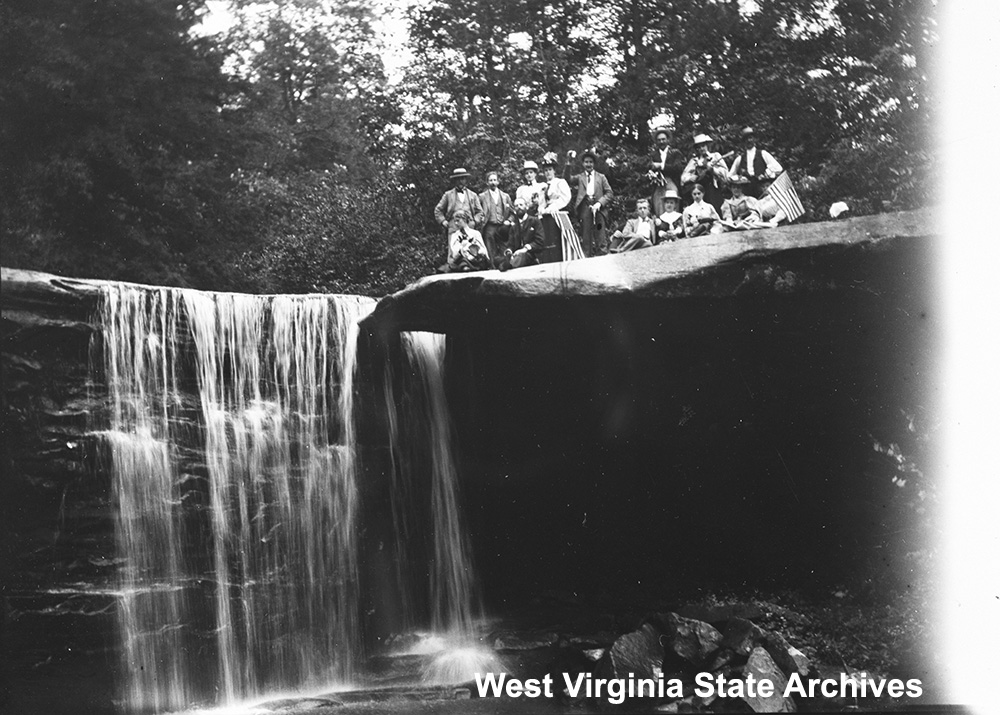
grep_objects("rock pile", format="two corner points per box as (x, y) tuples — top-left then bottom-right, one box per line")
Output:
(487, 602), (887, 713)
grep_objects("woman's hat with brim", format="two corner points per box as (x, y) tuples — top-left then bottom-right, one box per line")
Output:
(450, 167), (471, 180)
(520, 160), (539, 174)
(540, 152), (558, 168)
(663, 189), (680, 200)
(693, 133), (713, 145)
(730, 175), (750, 184)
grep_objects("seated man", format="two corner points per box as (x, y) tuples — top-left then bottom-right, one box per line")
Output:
(754, 192), (788, 227)
(682, 184), (721, 237)
(609, 199), (656, 252)
(719, 176), (762, 230)
(446, 210), (490, 272)
(496, 197), (547, 271)
(655, 189), (684, 242)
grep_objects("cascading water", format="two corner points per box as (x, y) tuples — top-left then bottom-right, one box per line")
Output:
(383, 332), (502, 684)
(97, 285), (374, 711)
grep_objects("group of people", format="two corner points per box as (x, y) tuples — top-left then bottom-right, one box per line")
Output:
(434, 126), (795, 273)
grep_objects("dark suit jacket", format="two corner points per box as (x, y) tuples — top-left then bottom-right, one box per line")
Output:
(564, 168), (613, 223)
(512, 214), (545, 256)
(649, 147), (685, 188)
(478, 189), (513, 225)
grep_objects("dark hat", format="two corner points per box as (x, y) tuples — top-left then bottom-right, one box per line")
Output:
(450, 167), (470, 180)
(730, 174), (750, 184)
(540, 152), (558, 167)
(453, 209), (471, 220)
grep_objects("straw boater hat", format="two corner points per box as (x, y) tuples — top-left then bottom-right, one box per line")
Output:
(653, 127), (672, 139)
(663, 189), (680, 200)
(450, 167), (470, 180)
(741, 126), (755, 137)
(520, 160), (539, 174)
(693, 134), (713, 145)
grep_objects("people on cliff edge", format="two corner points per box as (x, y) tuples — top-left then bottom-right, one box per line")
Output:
(728, 126), (783, 199)
(681, 134), (730, 215)
(647, 127), (686, 217)
(496, 197), (547, 271)
(719, 176), (763, 231)
(609, 198), (656, 252)
(683, 184), (722, 237)
(515, 160), (546, 216)
(478, 171), (514, 261)
(656, 189), (685, 241)
(434, 167), (485, 238)
(564, 148), (614, 256)
(536, 152), (582, 263)
(445, 210), (490, 272)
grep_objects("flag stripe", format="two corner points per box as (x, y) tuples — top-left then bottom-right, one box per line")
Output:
(555, 212), (586, 260)
(769, 172), (804, 222)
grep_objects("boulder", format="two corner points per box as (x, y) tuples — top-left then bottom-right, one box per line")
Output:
(606, 623), (664, 680)
(742, 647), (796, 713)
(653, 612), (723, 666)
(761, 630), (811, 678)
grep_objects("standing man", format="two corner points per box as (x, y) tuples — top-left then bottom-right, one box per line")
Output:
(564, 149), (614, 256)
(728, 126), (783, 198)
(478, 171), (513, 260)
(681, 134), (729, 215)
(434, 167), (485, 236)
(647, 127), (686, 217)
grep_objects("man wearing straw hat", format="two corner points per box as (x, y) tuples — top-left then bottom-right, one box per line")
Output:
(434, 167), (485, 235)
(681, 133), (730, 214)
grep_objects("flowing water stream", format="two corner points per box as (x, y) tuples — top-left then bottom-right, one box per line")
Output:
(98, 286), (373, 711)
(96, 286), (492, 712)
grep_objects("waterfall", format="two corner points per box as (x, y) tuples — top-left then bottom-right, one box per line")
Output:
(383, 332), (498, 684)
(97, 285), (374, 711)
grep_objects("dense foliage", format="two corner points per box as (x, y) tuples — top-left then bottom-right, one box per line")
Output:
(0, 0), (937, 296)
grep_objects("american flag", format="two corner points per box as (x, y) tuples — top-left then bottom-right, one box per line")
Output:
(768, 171), (805, 222)
(554, 212), (586, 260)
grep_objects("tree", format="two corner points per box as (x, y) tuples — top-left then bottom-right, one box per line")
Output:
(0, 0), (243, 285)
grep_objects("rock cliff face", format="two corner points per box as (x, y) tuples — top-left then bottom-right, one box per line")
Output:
(1, 210), (937, 706)
(355, 209), (936, 605)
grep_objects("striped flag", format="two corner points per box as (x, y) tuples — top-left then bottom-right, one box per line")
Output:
(555, 212), (586, 260)
(767, 171), (805, 223)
